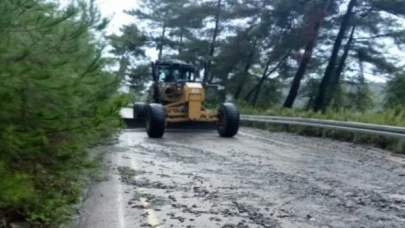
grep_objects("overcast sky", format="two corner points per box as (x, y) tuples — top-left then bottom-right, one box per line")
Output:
(94, 0), (159, 60)
(95, 0), (135, 34)
(91, 0), (400, 83)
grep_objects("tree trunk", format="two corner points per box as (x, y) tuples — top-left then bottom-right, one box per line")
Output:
(234, 40), (257, 100)
(118, 55), (129, 88)
(282, 41), (317, 108)
(251, 82), (263, 106)
(244, 59), (271, 103)
(158, 23), (166, 60)
(243, 31), (287, 103)
(358, 54), (365, 80)
(245, 49), (291, 103)
(313, 0), (357, 112)
(204, 0), (221, 83)
(219, 64), (238, 101)
(305, 95), (314, 111)
(334, 25), (356, 85)
(283, 0), (331, 108)
(326, 25), (356, 107)
(179, 27), (184, 53)
(251, 53), (290, 106)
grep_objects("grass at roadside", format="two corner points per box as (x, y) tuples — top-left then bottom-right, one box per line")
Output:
(236, 101), (405, 154)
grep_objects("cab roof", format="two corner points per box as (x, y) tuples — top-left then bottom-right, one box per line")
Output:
(155, 59), (196, 69)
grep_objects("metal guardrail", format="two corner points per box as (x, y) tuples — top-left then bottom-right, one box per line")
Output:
(122, 105), (405, 151)
(240, 115), (405, 137)
(240, 115), (405, 151)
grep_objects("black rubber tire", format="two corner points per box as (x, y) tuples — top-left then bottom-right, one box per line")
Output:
(216, 103), (240, 137)
(133, 102), (147, 119)
(145, 103), (166, 138)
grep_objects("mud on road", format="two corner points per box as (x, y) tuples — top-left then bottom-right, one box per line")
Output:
(77, 127), (405, 228)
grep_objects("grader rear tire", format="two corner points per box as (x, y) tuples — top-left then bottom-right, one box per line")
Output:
(145, 103), (165, 138)
(133, 102), (147, 119)
(217, 103), (239, 137)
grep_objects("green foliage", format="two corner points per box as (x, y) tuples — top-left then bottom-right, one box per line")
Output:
(0, 0), (128, 226)
(113, 0), (405, 113)
(126, 64), (152, 102)
(240, 105), (405, 153)
(384, 73), (405, 108)
(110, 0), (405, 147)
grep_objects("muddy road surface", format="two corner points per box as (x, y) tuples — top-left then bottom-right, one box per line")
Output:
(77, 127), (405, 228)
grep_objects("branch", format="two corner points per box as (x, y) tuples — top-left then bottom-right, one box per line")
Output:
(354, 32), (404, 40)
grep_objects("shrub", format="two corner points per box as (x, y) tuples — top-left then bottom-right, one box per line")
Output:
(0, 1), (129, 226)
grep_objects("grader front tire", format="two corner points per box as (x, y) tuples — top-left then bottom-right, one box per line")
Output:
(217, 103), (240, 137)
(145, 103), (166, 138)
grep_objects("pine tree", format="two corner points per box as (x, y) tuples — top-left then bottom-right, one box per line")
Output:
(283, 0), (335, 108)
(385, 73), (405, 108)
(313, 0), (358, 112)
(0, 0), (128, 226)
(113, 0), (405, 111)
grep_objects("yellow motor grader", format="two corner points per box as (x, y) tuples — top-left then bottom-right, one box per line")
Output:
(132, 59), (239, 138)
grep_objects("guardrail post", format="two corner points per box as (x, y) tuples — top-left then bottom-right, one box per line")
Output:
(321, 129), (327, 138)
(283, 124), (289, 132)
(352, 132), (360, 144)
(395, 138), (404, 153)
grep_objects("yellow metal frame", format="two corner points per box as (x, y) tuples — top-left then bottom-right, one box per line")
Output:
(156, 82), (219, 123)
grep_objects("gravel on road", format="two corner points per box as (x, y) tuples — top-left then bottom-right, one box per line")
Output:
(77, 127), (405, 228)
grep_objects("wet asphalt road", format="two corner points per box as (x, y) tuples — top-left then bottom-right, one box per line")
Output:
(77, 127), (405, 228)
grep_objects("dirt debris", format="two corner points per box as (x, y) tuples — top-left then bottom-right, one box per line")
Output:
(77, 127), (405, 228)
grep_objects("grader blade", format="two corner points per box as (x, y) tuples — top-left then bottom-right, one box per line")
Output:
(166, 121), (217, 131)
(122, 118), (145, 129)
(120, 107), (217, 131)
(120, 107), (145, 129)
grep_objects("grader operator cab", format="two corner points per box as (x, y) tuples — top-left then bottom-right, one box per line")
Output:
(133, 59), (239, 138)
